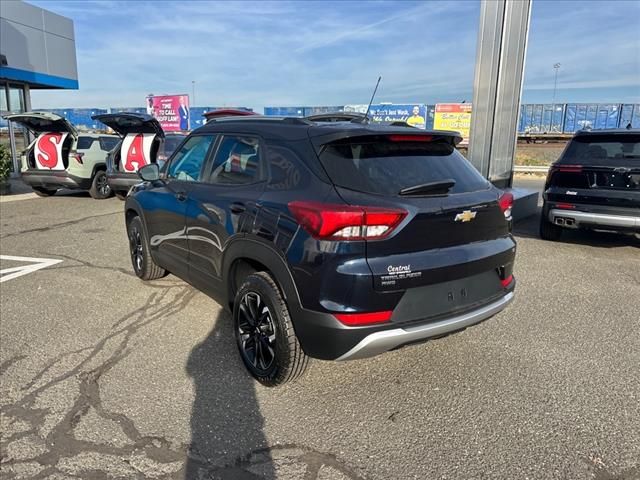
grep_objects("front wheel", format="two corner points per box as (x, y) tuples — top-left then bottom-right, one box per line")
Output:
(233, 272), (309, 386)
(126, 216), (166, 280)
(89, 170), (112, 199)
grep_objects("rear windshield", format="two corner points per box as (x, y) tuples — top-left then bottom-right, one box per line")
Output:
(318, 138), (489, 195)
(76, 137), (95, 149)
(99, 136), (119, 151)
(561, 134), (640, 165)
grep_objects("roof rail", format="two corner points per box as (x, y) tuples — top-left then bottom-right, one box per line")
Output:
(204, 115), (312, 126)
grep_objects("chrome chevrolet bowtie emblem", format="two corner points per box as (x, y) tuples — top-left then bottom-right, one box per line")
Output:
(454, 210), (477, 222)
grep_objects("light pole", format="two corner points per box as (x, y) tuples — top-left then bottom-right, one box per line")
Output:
(191, 80), (196, 107)
(552, 63), (561, 106)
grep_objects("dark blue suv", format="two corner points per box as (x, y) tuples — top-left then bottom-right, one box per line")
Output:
(124, 116), (516, 386)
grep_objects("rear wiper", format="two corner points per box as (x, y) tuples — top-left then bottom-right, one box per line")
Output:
(399, 179), (456, 196)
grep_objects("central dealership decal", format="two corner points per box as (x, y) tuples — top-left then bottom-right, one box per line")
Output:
(35, 132), (68, 170)
(120, 133), (156, 172)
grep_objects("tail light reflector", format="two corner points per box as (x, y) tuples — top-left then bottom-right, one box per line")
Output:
(557, 165), (582, 172)
(501, 274), (514, 288)
(334, 310), (392, 326)
(498, 192), (513, 220)
(73, 152), (84, 164)
(556, 203), (575, 209)
(288, 201), (406, 241)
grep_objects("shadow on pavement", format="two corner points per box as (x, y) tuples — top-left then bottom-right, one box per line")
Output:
(185, 309), (275, 479)
(514, 207), (639, 248)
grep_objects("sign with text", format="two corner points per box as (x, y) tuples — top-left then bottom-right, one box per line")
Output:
(345, 104), (428, 129)
(145, 94), (190, 132)
(434, 103), (472, 143)
(120, 133), (156, 172)
(34, 132), (68, 170)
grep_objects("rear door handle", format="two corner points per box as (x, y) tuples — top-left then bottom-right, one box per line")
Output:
(175, 191), (186, 201)
(230, 202), (246, 214)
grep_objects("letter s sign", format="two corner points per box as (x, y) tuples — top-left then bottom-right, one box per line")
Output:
(35, 133), (68, 170)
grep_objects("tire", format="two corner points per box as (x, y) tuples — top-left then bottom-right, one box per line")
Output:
(233, 272), (309, 386)
(539, 215), (563, 241)
(126, 216), (166, 280)
(89, 170), (112, 199)
(32, 187), (57, 197)
(115, 191), (128, 201)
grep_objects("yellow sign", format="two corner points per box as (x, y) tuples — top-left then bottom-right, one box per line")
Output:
(434, 103), (472, 144)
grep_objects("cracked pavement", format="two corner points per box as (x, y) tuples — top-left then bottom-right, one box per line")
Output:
(1, 181), (639, 479)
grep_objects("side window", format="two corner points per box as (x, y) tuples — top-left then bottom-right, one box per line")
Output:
(99, 136), (119, 151)
(167, 135), (215, 182)
(208, 135), (262, 185)
(76, 137), (95, 150)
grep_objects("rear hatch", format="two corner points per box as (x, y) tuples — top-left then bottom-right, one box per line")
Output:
(3, 112), (77, 171)
(546, 133), (640, 210)
(313, 131), (515, 299)
(92, 113), (165, 173)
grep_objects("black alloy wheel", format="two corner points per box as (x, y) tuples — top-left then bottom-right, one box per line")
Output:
(237, 292), (277, 375)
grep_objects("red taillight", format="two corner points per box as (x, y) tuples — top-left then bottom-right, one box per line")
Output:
(556, 203), (575, 209)
(498, 192), (513, 220)
(288, 201), (406, 241)
(388, 134), (433, 142)
(500, 274), (514, 288)
(73, 152), (84, 164)
(557, 165), (582, 173)
(334, 310), (392, 326)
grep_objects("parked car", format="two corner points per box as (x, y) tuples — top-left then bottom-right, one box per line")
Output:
(2, 111), (119, 199)
(540, 128), (640, 241)
(92, 113), (185, 200)
(124, 117), (516, 385)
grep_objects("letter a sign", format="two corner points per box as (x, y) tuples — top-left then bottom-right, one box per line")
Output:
(120, 133), (156, 172)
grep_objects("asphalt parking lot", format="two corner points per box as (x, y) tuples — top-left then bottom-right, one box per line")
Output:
(1, 178), (638, 480)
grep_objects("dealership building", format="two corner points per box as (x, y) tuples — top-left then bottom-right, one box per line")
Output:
(0, 0), (78, 171)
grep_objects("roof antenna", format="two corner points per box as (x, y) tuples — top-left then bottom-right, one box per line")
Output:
(353, 76), (381, 123)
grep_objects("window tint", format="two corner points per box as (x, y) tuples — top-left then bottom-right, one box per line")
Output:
(76, 137), (95, 150)
(561, 134), (640, 165)
(99, 136), (119, 151)
(167, 135), (215, 182)
(319, 137), (489, 195)
(162, 135), (187, 157)
(208, 135), (261, 185)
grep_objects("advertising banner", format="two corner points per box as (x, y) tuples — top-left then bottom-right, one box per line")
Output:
(120, 133), (156, 172)
(343, 104), (428, 129)
(34, 133), (68, 170)
(434, 103), (473, 143)
(145, 94), (190, 132)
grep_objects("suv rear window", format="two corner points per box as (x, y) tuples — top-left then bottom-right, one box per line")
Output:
(76, 137), (95, 149)
(560, 134), (640, 165)
(318, 137), (489, 195)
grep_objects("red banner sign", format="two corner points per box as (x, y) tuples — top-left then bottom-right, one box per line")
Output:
(145, 94), (190, 132)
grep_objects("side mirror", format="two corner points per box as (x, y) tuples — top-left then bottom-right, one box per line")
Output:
(138, 164), (160, 182)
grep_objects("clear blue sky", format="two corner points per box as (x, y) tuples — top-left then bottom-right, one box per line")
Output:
(29, 0), (640, 110)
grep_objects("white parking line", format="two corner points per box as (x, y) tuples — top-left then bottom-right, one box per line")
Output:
(0, 255), (63, 283)
(0, 193), (38, 203)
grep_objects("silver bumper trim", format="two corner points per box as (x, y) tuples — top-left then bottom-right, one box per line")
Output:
(336, 292), (514, 361)
(548, 209), (640, 229)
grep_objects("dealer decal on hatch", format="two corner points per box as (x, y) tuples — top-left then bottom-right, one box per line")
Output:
(120, 133), (156, 173)
(35, 132), (68, 170)
(380, 264), (422, 286)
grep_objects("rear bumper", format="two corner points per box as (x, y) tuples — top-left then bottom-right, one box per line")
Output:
(336, 291), (514, 360)
(107, 173), (140, 192)
(21, 170), (91, 190)
(548, 208), (640, 230)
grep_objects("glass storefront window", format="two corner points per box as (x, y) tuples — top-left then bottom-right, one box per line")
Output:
(8, 84), (25, 113)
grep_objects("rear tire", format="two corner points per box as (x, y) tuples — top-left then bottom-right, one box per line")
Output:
(115, 191), (128, 201)
(233, 272), (309, 386)
(539, 215), (563, 241)
(32, 187), (57, 197)
(89, 170), (112, 199)
(126, 216), (166, 280)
